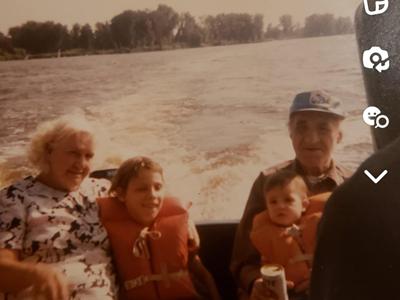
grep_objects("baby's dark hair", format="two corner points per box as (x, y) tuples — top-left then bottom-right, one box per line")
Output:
(109, 156), (163, 196)
(264, 169), (307, 194)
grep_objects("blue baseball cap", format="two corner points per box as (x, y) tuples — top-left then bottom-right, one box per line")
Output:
(289, 90), (345, 119)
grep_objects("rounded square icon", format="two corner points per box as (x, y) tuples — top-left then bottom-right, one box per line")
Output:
(363, 0), (389, 16)
(362, 46), (390, 72)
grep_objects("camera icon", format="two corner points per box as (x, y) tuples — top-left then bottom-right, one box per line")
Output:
(362, 46), (390, 73)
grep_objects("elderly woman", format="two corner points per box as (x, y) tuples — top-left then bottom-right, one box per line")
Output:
(0, 115), (117, 300)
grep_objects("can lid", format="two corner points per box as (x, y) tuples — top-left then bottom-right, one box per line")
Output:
(260, 264), (284, 276)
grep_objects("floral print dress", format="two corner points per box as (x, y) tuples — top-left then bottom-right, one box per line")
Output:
(0, 176), (117, 299)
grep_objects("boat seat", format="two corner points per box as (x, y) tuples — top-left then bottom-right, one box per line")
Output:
(196, 220), (239, 300)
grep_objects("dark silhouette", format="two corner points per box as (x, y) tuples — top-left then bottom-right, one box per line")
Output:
(310, 2), (400, 299)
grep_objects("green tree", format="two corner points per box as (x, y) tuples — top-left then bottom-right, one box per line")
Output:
(292, 22), (303, 38)
(233, 13), (253, 42)
(9, 21), (68, 54)
(131, 10), (153, 48)
(79, 24), (94, 49)
(252, 14), (264, 41)
(202, 13), (263, 44)
(202, 15), (218, 43)
(111, 10), (136, 48)
(111, 10), (154, 49)
(0, 31), (14, 53)
(94, 22), (114, 49)
(304, 14), (335, 37)
(175, 12), (203, 47)
(265, 23), (281, 39)
(70, 23), (81, 48)
(335, 17), (354, 34)
(150, 4), (179, 49)
(279, 14), (293, 36)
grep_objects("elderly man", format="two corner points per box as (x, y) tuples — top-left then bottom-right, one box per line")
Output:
(231, 90), (352, 299)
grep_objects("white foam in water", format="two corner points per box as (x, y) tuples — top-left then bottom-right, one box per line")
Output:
(0, 35), (373, 220)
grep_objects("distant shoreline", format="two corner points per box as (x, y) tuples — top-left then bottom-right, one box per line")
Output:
(0, 34), (354, 62)
(0, 7), (355, 62)
(1, 41), (264, 61)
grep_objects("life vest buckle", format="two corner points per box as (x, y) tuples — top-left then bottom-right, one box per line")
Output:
(124, 270), (190, 290)
(124, 275), (150, 290)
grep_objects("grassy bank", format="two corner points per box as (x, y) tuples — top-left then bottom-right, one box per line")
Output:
(0, 40), (265, 61)
(0, 44), (199, 61)
(0, 48), (129, 61)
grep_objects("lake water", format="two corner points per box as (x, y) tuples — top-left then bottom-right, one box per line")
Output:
(0, 34), (372, 220)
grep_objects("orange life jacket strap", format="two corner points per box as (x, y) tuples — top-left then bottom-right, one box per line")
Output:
(289, 253), (313, 264)
(124, 269), (189, 290)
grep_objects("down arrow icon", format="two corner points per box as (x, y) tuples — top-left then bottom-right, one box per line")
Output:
(364, 169), (388, 184)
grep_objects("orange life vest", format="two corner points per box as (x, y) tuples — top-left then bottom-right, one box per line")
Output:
(98, 197), (198, 300)
(250, 192), (331, 285)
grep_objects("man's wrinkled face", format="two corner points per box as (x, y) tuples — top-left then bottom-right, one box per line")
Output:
(289, 111), (343, 172)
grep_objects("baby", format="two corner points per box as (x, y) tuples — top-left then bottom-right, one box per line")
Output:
(98, 156), (220, 300)
(250, 169), (330, 296)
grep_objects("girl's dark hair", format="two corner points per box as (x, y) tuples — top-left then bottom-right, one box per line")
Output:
(109, 156), (163, 196)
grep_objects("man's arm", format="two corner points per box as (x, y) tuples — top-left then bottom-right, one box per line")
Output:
(231, 172), (266, 294)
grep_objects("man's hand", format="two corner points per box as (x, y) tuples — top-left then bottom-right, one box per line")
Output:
(250, 277), (295, 300)
(250, 277), (285, 300)
(294, 279), (310, 293)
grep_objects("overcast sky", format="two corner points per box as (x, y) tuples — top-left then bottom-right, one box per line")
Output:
(0, 0), (362, 34)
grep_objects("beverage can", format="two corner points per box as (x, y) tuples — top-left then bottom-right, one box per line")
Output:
(260, 264), (289, 300)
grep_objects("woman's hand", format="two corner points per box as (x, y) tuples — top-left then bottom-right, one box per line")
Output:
(0, 249), (69, 300)
(29, 263), (70, 300)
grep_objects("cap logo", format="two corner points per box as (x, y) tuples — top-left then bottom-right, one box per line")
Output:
(309, 91), (330, 107)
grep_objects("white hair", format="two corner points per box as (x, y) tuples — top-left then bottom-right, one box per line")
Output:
(27, 114), (97, 173)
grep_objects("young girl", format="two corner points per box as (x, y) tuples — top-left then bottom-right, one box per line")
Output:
(98, 156), (220, 300)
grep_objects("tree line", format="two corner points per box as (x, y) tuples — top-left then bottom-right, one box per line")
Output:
(265, 14), (354, 39)
(0, 4), (354, 59)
